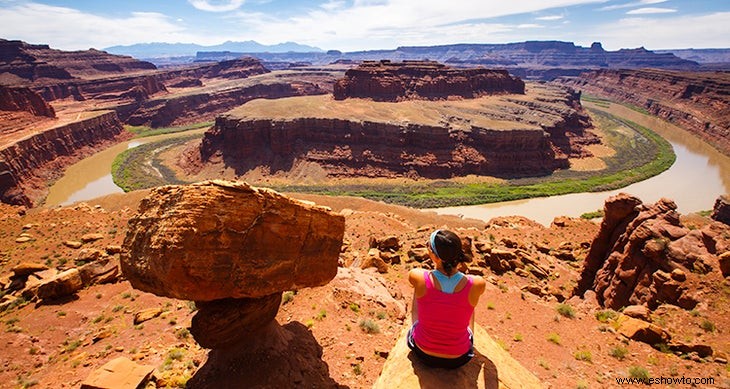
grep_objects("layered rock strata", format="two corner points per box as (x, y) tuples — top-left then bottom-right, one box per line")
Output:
(333, 60), (525, 101)
(0, 39), (156, 83)
(121, 180), (345, 355)
(575, 193), (730, 310)
(193, 83), (596, 179)
(557, 69), (730, 155)
(0, 85), (55, 117)
(0, 111), (126, 206)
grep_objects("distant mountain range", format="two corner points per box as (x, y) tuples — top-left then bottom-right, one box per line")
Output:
(104, 41), (323, 58)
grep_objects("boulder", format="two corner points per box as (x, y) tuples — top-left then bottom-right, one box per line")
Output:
(81, 233), (105, 243)
(719, 252), (730, 278)
(616, 315), (670, 346)
(63, 240), (83, 249)
(11, 262), (48, 277)
(78, 258), (120, 286)
(622, 305), (651, 321)
(329, 267), (406, 321)
(121, 180), (345, 301)
(711, 195), (730, 225)
(373, 322), (541, 389)
(80, 357), (155, 389)
(133, 308), (163, 325)
(36, 268), (83, 300)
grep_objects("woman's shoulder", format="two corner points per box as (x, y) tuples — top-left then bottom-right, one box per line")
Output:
(466, 274), (487, 289)
(408, 268), (429, 285)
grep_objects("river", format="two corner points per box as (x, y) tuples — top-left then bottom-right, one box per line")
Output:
(44, 130), (206, 207)
(431, 102), (730, 225)
(45, 103), (730, 224)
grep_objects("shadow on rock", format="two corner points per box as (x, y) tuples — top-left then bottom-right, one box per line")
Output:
(407, 350), (498, 389)
(187, 321), (348, 388)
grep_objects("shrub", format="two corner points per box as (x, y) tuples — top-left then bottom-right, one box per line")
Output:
(610, 346), (628, 360)
(349, 303), (360, 313)
(556, 303), (575, 319)
(359, 319), (380, 334)
(628, 366), (650, 380)
(573, 350), (592, 362)
(700, 320), (716, 333)
(316, 309), (327, 321)
(547, 333), (561, 345)
(595, 310), (618, 323)
(282, 291), (295, 304)
(513, 333), (523, 342)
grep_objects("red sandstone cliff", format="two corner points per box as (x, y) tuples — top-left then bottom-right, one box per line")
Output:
(0, 85), (55, 117)
(193, 84), (595, 179)
(333, 60), (525, 101)
(0, 112), (128, 206)
(0, 39), (156, 84)
(556, 69), (730, 156)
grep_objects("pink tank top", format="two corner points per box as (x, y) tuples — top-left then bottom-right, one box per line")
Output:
(413, 271), (474, 356)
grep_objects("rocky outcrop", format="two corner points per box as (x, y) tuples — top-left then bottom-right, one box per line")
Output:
(155, 57), (269, 82)
(193, 84), (596, 179)
(333, 60), (525, 101)
(33, 74), (167, 102)
(0, 111), (127, 206)
(0, 85), (55, 117)
(711, 195), (730, 225)
(556, 69), (730, 156)
(121, 181), (345, 385)
(373, 322), (541, 389)
(575, 194), (730, 310)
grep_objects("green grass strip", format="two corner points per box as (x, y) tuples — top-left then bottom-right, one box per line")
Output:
(125, 121), (213, 138)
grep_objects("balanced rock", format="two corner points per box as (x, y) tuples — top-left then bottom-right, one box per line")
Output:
(121, 180), (345, 301)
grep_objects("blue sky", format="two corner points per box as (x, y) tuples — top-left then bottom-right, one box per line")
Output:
(0, 0), (727, 51)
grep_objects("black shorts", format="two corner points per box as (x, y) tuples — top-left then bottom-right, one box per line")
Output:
(406, 323), (474, 369)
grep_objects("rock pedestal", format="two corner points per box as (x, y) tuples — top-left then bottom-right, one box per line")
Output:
(121, 180), (345, 349)
(373, 322), (542, 389)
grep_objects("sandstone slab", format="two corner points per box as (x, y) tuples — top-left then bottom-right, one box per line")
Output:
(36, 268), (83, 300)
(374, 322), (542, 389)
(121, 180), (345, 301)
(80, 357), (155, 389)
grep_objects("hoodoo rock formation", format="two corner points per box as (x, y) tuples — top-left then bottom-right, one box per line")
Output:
(575, 193), (730, 310)
(191, 81), (596, 179)
(333, 60), (525, 101)
(121, 181), (345, 385)
(557, 69), (730, 156)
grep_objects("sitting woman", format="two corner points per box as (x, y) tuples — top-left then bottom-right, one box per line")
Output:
(407, 229), (486, 369)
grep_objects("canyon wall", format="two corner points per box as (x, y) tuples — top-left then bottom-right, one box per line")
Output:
(333, 60), (525, 101)
(557, 69), (730, 155)
(201, 116), (561, 178)
(0, 85), (55, 117)
(0, 112), (127, 206)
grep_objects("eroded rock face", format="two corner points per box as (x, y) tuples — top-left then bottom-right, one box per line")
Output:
(0, 86), (55, 117)
(121, 180), (345, 301)
(575, 193), (729, 310)
(333, 60), (525, 101)
(557, 69), (730, 156)
(712, 195), (730, 225)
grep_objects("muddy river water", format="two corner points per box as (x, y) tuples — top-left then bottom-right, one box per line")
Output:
(45, 103), (730, 225)
(433, 102), (730, 225)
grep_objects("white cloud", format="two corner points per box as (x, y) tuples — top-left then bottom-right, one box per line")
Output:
(626, 7), (676, 14)
(229, 0), (607, 50)
(0, 2), (221, 50)
(536, 15), (564, 21)
(517, 23), (543, 29)
(599, 0), (667, 11)
(187, 0), (245, 12)
(582, 12), (730, 50)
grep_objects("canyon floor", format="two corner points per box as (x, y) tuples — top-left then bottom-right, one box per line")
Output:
(1, 189), (728, 388)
